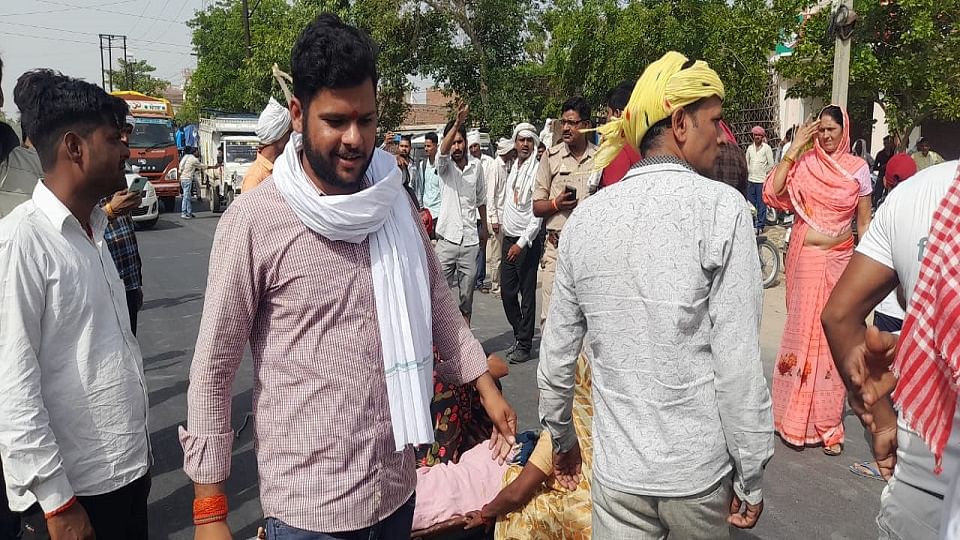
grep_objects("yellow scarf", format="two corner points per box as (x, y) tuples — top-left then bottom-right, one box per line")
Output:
(595, 51), (725, 170)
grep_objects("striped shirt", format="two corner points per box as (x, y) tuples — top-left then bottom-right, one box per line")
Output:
(180, 178), (488, 533)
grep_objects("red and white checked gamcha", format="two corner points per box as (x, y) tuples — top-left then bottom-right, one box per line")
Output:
(893, 163), (960, 472)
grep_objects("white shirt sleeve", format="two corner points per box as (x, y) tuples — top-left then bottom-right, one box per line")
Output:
(0, 237), (76, 512)
(435, 152), (451, 178)
(856, 198), (894, 269)
(518, 215), (543, 249)
(475, 164), (486, 213)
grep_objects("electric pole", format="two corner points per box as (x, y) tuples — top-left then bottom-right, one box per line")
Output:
(99, 34), (127, 92)
(831, 0), (853, 108)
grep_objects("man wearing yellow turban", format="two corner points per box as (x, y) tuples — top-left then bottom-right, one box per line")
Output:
(538, 51), (774, 538)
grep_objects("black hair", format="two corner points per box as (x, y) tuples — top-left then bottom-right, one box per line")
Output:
(606, 81), (634, 112)
(883, 135), (894, 143)
(917, 137), (929, 146)
(291, 13), (379, 104)
(424, 132), (438, 144)
(784, 126), (796, 142)
(819, 105), (844, 127)
(638, 98), (710, 155)
(400, 134), (412, 144)
(15, 69), (63, 142)
(443, 120), (466, 142)
(562, 96), (592, 123)
(31, 74), (128, 171)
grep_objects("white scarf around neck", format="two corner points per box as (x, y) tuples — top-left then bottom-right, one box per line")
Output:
(509, 154), (540, 206)
(273, 133), (435, 451)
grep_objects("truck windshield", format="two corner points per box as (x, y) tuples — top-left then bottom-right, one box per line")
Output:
(129, 118), (174, 149)
(225, 142), (257, 164)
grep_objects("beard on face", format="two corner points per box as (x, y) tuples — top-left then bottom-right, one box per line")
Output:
(302, 116), (374, 191)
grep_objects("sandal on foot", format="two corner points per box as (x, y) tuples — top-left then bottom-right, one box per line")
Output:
(849, 461), (885, 481)
(823, 443), (843, 456)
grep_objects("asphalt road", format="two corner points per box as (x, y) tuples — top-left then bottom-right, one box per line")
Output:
(137, 206), (883, 539)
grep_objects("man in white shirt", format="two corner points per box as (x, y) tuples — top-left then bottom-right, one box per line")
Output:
(415, 132), (442, 236)
(499, 123), (543, 365)
(0, 73), (151, 540)
(912, 138), (945, 172)
(539, 52), (773, 538)
(435, 105), (488, 325)
(745, 125), (775, 232)
(486, 139), (513, 296)
(823, 160), (960, 540)
(178, 146), (214, 219)
(469, 131), (497, 293)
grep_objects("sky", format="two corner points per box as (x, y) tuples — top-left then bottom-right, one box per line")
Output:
(0, 0), (209, 119)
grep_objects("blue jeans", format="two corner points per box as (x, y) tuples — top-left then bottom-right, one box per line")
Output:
(265, 495), (415, 540)
(181, 179), (193, 216)
(748, 181), (766, 229)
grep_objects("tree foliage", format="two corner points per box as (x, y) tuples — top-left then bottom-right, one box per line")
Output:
(182, 0), (417, 131)
(106, 57), (171, 97)
(776, 0), (960, 149)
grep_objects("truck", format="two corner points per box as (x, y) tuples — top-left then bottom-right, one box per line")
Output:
(198, 114), (259, 213)
(111, 91), (180, 212)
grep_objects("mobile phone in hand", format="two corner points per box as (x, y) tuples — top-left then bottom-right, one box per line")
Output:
(128, 175), (149, 193)
(564, 185), (578, 198)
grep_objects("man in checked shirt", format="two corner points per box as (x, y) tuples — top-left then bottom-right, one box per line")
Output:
(180, 14), (517, 540)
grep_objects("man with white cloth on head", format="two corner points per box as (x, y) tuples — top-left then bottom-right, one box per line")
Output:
(180, 14), (516, 539)
(486, 138), (514, 296)
(499, 122), (544, 364)
(241, 96), (292, 193)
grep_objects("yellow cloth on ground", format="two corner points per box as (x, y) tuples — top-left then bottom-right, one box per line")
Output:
(594, 51), (725, 170)
(495, 355), (593, 540)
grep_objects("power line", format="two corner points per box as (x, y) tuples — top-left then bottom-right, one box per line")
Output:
(139, 0), (173, 40)
(0, 29), (193, 56)
(37, 0), (180, 23)
(0, 21), (189, 49)
(0, 0), (139, 17)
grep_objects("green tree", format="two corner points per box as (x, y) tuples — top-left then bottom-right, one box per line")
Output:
(541, 0), (801, 126)
(106, 57), (170, 97)
(183, 0), (418, 131)
(413, 0), (539, 136)
(775, 0), (960, 149)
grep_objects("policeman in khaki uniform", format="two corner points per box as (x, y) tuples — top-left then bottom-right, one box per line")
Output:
(533, 97), (598, 327)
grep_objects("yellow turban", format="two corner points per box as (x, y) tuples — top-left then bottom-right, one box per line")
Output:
(595, 51), (725, 170)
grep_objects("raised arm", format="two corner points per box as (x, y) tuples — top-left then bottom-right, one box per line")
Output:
(439, 104), (468, 158)
(768, 120), (818, 198)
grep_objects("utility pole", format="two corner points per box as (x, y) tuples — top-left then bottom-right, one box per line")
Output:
(831, 0), (853, 108)
(241, 0), (252, 58)
(99, 34), (127, 92)
(123, 35), (129, 89)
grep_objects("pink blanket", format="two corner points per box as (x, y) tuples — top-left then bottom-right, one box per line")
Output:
(413, 442), (510, 530)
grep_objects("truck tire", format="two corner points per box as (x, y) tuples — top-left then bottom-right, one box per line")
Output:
(211, 186), (223, 213)
(161, 196), (176, 213)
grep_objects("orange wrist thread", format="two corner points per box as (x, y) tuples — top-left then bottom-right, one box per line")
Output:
(551, 199), (559, 211)
(193, 494), (228, 526)
(44, 496), (77, 519)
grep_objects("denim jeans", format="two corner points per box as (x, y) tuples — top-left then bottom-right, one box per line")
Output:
(181, 179), (193, 216)
(747, 181), (766, 229)
(265, 494), (415, 540)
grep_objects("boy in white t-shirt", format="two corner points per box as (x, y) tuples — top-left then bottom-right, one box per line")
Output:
(822, 160), (960, 540)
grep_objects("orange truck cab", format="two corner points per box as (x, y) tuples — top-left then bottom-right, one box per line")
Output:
(111, 91), (180, 211)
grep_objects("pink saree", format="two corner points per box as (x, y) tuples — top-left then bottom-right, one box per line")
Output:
(763, 106), (867, 447)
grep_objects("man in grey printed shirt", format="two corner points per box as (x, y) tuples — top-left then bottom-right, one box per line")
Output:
(537, 51), (774, 539)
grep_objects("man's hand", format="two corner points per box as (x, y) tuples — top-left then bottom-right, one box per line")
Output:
(476, 373), (517, 464)
(108, 190), (143, 215)
(492, 223), (501, 235)
(554, 190), (578, 212)
(463, 507), (495, 531)
(872, 425), (898, 480)
(506, 244), (523, 263)
(554, 441), (582, 490)
(728, 494), (763, 529)
(479, 225), (489, 246)
(195, 521), (232, 540)
(851, 326), (899, 417)
(47, 502), (95, 540)
(396, 154), (410, 169)
(455, 103), (469, 126)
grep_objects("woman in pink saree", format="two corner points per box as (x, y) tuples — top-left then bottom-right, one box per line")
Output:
(763, 105), (873, 455)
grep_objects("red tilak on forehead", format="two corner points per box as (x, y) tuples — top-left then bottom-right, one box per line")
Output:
(350, 110), (359, 120)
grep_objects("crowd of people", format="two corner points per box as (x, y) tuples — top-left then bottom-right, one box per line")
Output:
(0, 11), (958, 540)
